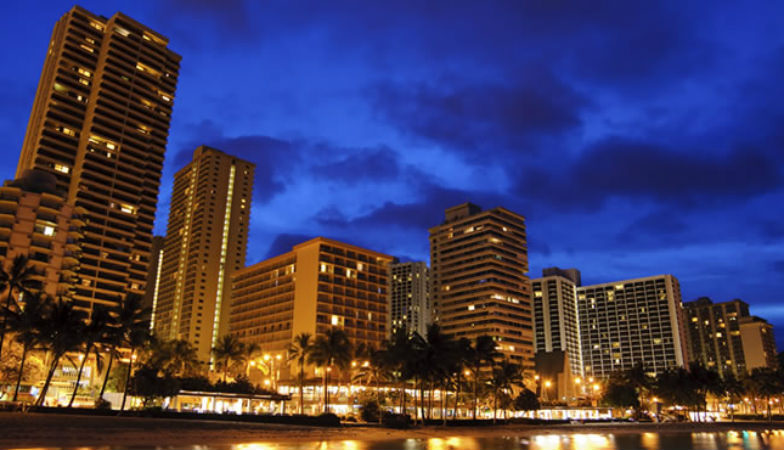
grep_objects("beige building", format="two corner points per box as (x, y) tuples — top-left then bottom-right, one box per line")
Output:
(154, 146), (254, 362)
(577, 275), (689, 378)
(429, 203), (533, 366)
(532, 268), (583, 376)
(0, 170), (84, 298)
(739, 316), (778, 371)
(16, 6), (180, 314)
(230, 238), (393, 365)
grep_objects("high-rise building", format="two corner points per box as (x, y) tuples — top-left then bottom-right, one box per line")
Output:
(154, 146), (254, 362)
(388, 261), (430, 337)
(429, 203), (532, 366)
(577, 275), (688, 378)
(145, 235), (164, 330)
(739, 316), (778, 371)
(531, 268), (583, 376)
(229, 238), (392, 362)
(16, 6), (180, 314)
(0, 170), (84, 298)
(683, 297), (749, 377)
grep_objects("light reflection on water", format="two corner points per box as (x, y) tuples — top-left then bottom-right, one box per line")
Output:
(226, 430), (784, 450)
(10, 430), (784, 450)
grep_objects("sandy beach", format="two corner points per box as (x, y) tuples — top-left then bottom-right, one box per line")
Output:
(1, 412), (782, 448)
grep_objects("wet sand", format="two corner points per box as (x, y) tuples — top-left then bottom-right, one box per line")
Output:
(0, 412), (782, 448)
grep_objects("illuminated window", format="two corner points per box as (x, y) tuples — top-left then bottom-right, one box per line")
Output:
(54, 164), (70, 174)
(468, 305), (475, 311)
(120, 204), (136, 214)
(77, 68), (91, 77)
(114, 26), (131, 37)
(90, 21), (103, 31)
(331, 315), (339, 326)
(79, 44), (94, 53)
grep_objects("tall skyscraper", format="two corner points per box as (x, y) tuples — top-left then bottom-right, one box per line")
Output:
(577, 275), (688, 378)
(683, 297), (749, 377)
(388, 261), (430, 337)
(230, 237), (392, 361)
(531, 267), (583, 376)
(16, 6), (180, 314)
(154, 147), (254, 362)
(429, 203), (532, 366)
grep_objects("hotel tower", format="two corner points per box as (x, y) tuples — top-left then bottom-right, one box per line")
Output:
(429, 203), (533, 366)
(16, 6), (180, 313)
(154, 146), (255, 363)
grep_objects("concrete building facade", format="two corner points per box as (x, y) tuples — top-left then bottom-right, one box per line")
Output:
(230, 238), (393, 367)
(154, 146), (254, 362)
(739, 316), (778, 371)
(16, 6), (180, 315)
(429, 203), (533, 366)
(577, 275), (688, 378)
(0, 170), (84, 298)
(388, 261), (430, 337)
(532, 267), (583, 376)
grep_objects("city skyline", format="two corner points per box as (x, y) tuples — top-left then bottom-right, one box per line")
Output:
(1, 1), (782, 347)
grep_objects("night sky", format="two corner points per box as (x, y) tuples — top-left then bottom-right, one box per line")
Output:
(2, 2), (783, 347)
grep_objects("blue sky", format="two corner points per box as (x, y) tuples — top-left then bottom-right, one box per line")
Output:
(1, 1), (783, 347)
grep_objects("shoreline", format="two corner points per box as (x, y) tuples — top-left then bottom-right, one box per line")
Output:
(1, 413), (783, 448)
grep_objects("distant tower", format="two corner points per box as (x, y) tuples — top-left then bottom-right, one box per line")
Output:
(16, 6), (180, 314)
(154, 146), (254, 363)
(429, 203), (532, 366)
(388, 261), (430, 337)
(531, 268), (583, 376)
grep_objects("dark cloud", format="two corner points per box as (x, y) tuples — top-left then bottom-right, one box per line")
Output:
(311, 146), (399, 183)
(516, 139), (783, 211)
(773, 260), (784, 274)
(264, 233), (314, 259)
(616, 210), (688, 245)
(370, 69), (587, 160)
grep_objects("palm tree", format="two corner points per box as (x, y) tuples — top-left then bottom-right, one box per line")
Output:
(212, 334), (244, 382)
(466, 335), (498, 419)
(308, 327), (352, 413)
(36, 297), (86, 406)
(2, 291), (49, 402)
(240, 342), (262, 377)
(0, 255), (38, 363)
(488, 359), (523, 422)
(68, 306), (112, 407)
(116, 293), (152, 411)
(143, 338), (202, 378)
(452, 337), (471, 418)
(722, 372), (745, 422)
(750, 367), (782, 421)
(288, 332), (312, 414)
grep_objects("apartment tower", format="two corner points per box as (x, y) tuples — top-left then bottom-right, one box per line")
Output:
(577, 275), (688, 378)
(230, 238), (393, 364)
(531, 267), (583, 376)
(388, 261), (430, 337)
(429, 203), (532, 365)
(683, 297), (749, 377)
(154, 147), (254, 362)
(739, 316), (778, 371)
(16, 6), (180, 314)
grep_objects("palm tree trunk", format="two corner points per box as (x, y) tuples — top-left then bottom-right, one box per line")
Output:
(120, 348), (135, 411)
(323, 367), (330, 413)
(299, 364), (304, 415)
(68, 345), (92, 407)
(472, 372), (478, 420)
(12, 343), (29, 402)
(0, 294), (12, 363)
(493, 388), (498, 423)
(453, 373), (461, 419)
(37, 356), (60, 406)
(419, 380), (425, 422)
(99, 349), (114, 399)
